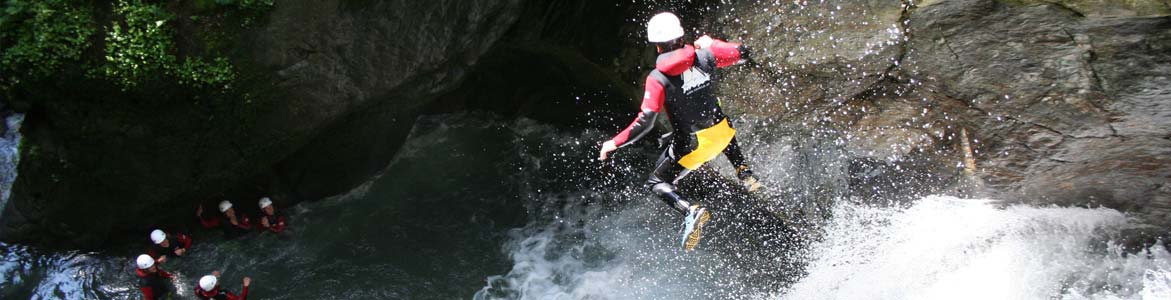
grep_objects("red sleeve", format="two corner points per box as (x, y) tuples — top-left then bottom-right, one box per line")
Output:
(239, 217), (252, 229)
(141, 286), (156, 300)
(611, 76), (665, 146)
(160, 270), (173, 279)
(228, 286), (249, 300)
(178, 234), (192, 249)
(709, 40), (743, 68)
(271, 216), (287, 233)
(200, 215), (220, 228)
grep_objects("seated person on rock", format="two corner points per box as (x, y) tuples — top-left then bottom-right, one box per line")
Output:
(255, 197), (287, 234)
(135, 254), (174, 300)
(197, 200), (253, 239)
(147, 229), (192, 264)
(196, 271), (251, 300)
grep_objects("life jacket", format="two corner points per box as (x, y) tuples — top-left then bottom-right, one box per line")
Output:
(222, 216), (253, 239)
(196, 286), (246, 300)
(649, 45), (727, 134)
(259, 213), (287, 233)
(136, 268), (172, 300)
(149, 233), (190, 258)
(196, 287), (224, 300)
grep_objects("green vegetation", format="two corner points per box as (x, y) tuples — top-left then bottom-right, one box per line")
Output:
(1, 0), (274, 92)
(0, 0), (95, 86)
(100, 0), (181, 89)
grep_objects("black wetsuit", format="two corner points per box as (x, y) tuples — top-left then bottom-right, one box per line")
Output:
(136, 268), (173, 300)
(610, 40), (751, 214)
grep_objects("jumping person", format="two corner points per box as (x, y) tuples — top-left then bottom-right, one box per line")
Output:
(256, 197), (287, 234)
(135, 254), (174, 300)
(598, 12), (756, 250)
(147, 229), (192, 264)
(195, 271), (251, 300)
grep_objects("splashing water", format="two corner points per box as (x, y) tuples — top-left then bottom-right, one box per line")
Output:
(473, 110), (1171, 300)
(480, 193), (1171, 300)
(778, 196), (1171, 300)
(1, 113), (1169, 300)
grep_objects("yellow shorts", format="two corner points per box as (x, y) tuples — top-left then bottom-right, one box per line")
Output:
(676, 119), (735, 170)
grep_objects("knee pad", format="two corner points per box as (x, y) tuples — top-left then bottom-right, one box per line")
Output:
(651, 182), (676, 195)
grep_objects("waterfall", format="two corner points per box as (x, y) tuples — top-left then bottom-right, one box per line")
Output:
(0, 113), (24, 219)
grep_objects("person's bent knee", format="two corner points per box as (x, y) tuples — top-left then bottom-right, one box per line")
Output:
(651, 182), (676, 195)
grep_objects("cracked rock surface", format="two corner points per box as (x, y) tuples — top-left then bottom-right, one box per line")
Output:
(905, 0), (1171, 223)
(706, 0), (1171, 229)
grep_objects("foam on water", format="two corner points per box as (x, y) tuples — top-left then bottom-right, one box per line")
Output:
(780, 195), (1171, 300)
(480, 191), (1171, 300)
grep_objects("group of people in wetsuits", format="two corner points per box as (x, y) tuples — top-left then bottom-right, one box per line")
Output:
(133, 197), (288, 300)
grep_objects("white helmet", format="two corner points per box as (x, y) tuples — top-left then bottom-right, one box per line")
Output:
(149, 229), (166, 245)
(258, 197), (273, 209)
(647, 12), (685, 43)
(218, 200), (233, 213)
(199, 275), (218, 291)
(136, 254), (155, 269)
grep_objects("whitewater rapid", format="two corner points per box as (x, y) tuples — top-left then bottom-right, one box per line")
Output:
(781, 196), (1171, 300)
(480, 194), (1171, 300)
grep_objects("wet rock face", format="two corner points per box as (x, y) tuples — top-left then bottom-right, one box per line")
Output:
(904, 0), (1171, 222)
(1003, 0), (1171, 17)
(247, 0), (523, 202)
(2, 0), (639, 249)
(714, 0), (908, 115)
(705, 0), (1170, 225)
(2, 0), (525, 248)
(250, 0), (522, 120)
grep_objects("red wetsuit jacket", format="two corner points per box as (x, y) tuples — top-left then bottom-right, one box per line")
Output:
(195, 286), (249, 300)
(148, 232), (193, 259)
(201, 212), (253, 239)
(136, 268), (173, 300)
(611, 39), (748, 147)
(199, 210), (220, 228)
(257, 213), (287, 233)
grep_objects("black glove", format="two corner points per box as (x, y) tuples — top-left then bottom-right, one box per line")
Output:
(738, 44), (753, 61)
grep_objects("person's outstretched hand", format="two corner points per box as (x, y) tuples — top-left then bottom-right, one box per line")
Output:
(694, 35), (714, 49)
(243, 277), (251, 287)
(598, 140), (618, 161)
